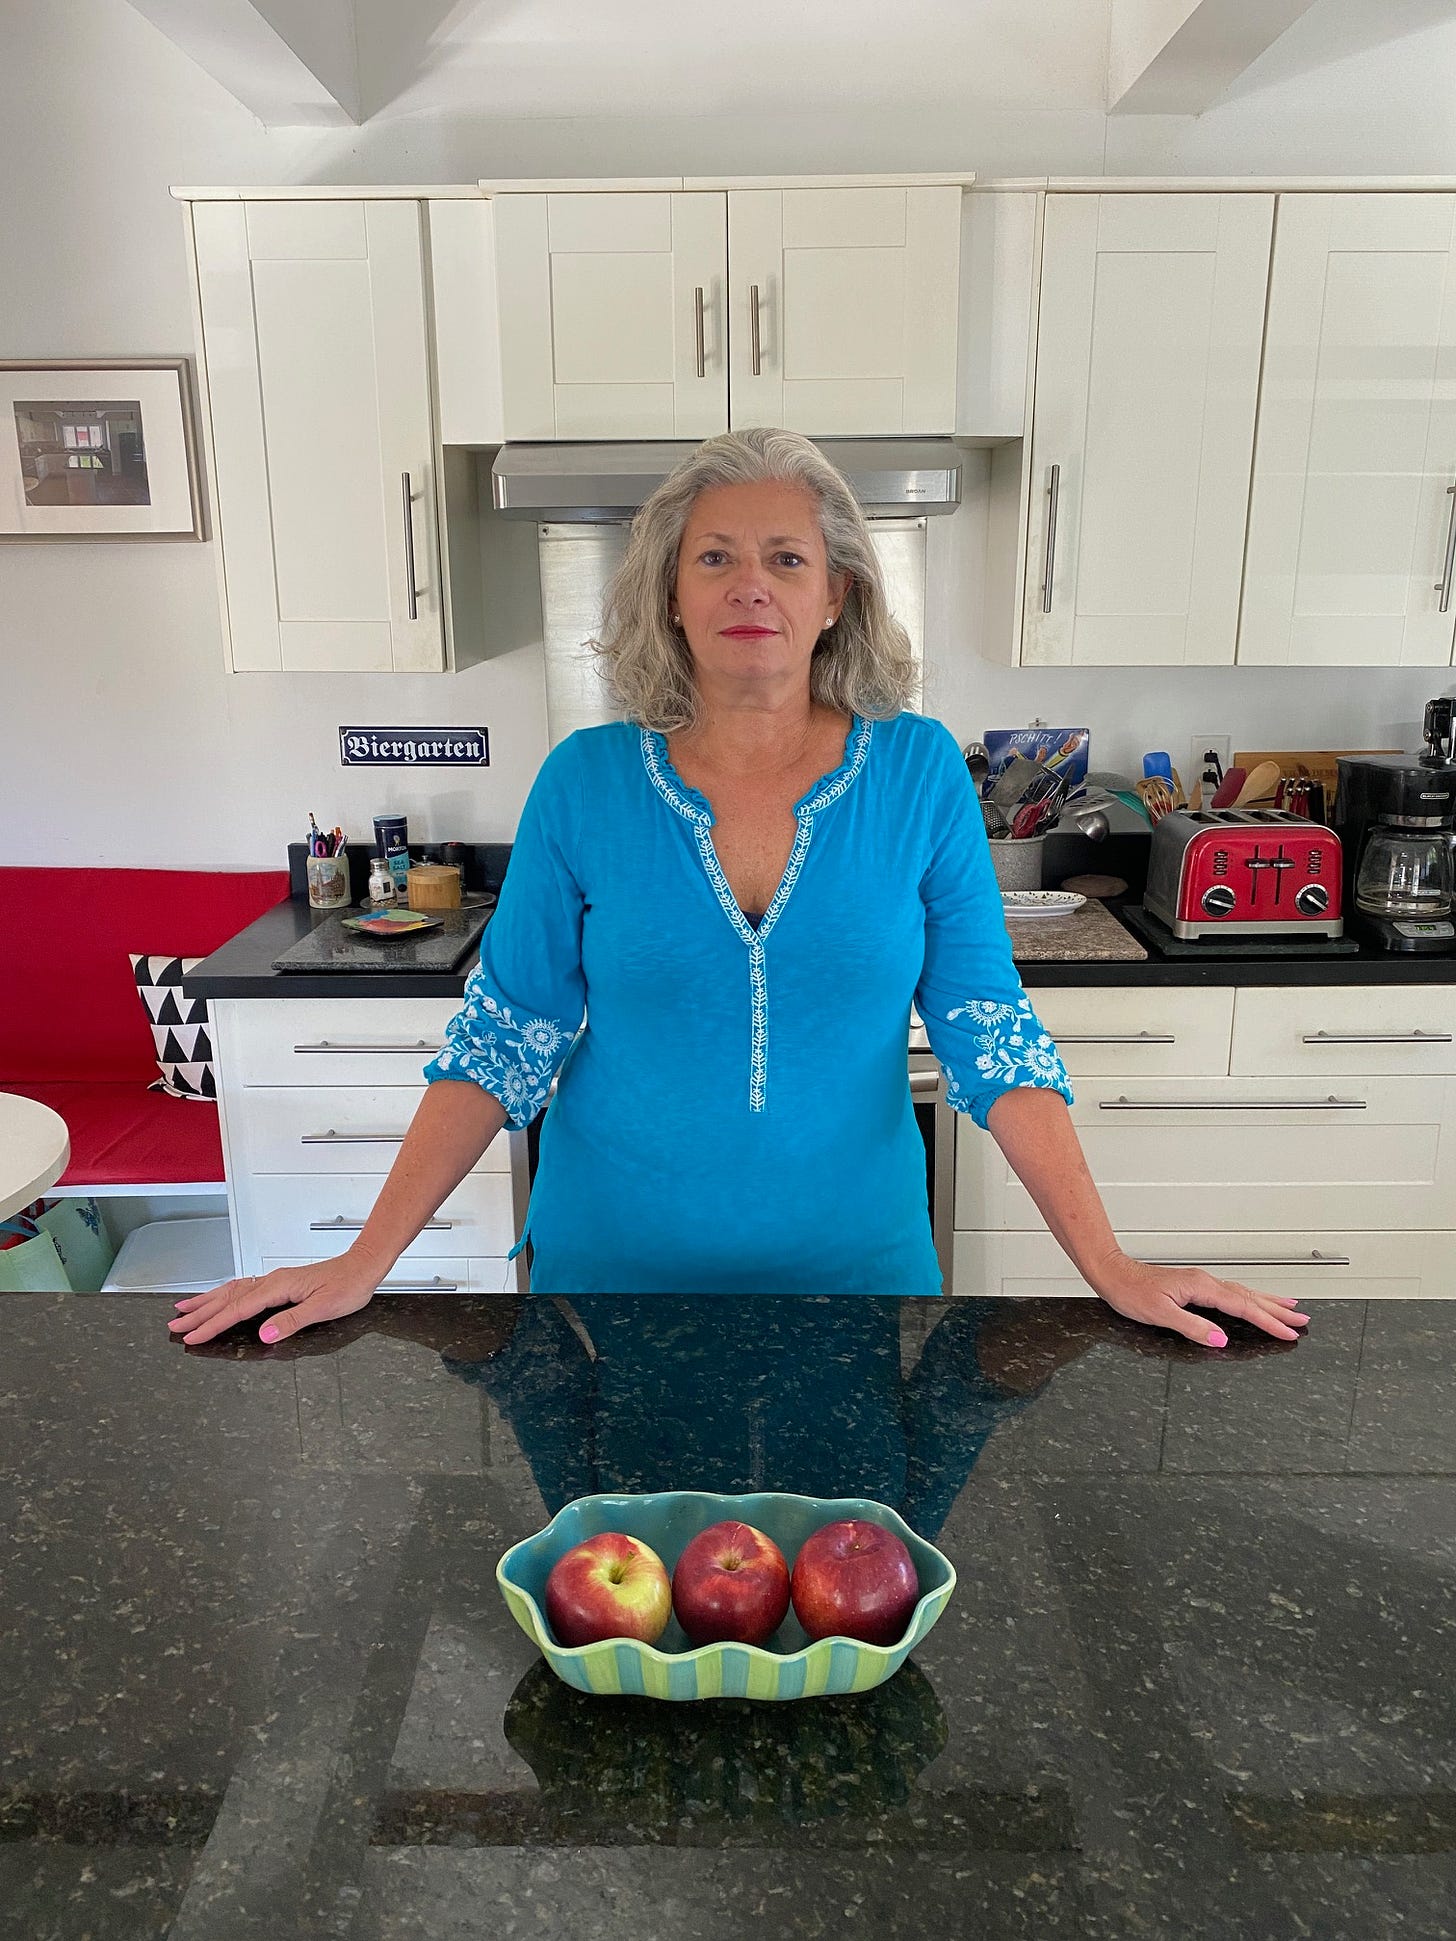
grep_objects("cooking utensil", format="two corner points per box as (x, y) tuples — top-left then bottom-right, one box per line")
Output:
(1232, 759), (1282, 808)
(1135, 777), (1175, 823)
(988, 753), (1052, 809)
(981, 799), (1010, 838)
(1210, 766), (1247, 809)
(963, 742), (990, 790)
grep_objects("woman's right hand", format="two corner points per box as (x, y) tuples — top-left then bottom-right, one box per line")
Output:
(166, 1252), (382, 1346)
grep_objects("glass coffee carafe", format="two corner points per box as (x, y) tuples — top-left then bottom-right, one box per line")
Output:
(1354, 821), (1456, 919)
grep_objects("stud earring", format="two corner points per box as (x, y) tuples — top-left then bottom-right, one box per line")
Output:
(671, 613), (681, 626)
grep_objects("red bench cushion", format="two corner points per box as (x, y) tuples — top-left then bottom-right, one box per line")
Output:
(0, 867), (289, 1084)
(3, 1080), (224, 1188)
(0, 867), (288, 1186)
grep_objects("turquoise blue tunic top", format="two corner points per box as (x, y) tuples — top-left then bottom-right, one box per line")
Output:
(423, 710), (1072, 1294)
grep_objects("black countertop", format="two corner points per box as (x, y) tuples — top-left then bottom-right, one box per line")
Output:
(4, 1289), (1454, 1939)
(186, 894), (1456, 999)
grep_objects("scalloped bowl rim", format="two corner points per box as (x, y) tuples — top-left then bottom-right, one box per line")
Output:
(496, 1489), (957, 1670)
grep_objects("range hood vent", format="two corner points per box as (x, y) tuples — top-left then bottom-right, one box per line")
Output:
(491, 439), (962, 521)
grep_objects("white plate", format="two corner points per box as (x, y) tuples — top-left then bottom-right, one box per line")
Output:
(1001, 891), (1086, 919)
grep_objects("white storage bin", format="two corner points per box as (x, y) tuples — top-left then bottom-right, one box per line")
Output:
(101, 1216), (237, 1294)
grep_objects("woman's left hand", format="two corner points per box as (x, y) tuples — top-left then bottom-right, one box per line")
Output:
(1089, 1252), (1310, 1348)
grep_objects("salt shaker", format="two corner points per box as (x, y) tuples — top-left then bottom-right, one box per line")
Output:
(367, 857), (396, 907)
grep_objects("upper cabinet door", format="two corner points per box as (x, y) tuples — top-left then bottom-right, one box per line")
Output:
(190, 199), (443, 674)
(727, 187), (961, 434)
(1022, 193), (1273, 667)
(1239, 194), (1456, 668)
(494, 192), (728, 439)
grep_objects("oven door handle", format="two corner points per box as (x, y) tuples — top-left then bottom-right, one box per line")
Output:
(909, 1069), (942, 1098)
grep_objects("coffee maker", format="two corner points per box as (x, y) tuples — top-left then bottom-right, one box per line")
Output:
(1336, 700), (1456, 953)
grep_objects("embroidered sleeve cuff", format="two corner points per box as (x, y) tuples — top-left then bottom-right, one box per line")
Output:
(422, 963), (577, 1132)
(940, 994), (1074, 1132)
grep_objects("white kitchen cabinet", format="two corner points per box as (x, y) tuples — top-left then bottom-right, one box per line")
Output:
(958, 1074), (1456, 1234)
(492, 185), (962, 439)
(952, 1229), (1456, 1301)
(211, 998), (530, 1285)
(952, 982), (1456, 1298)
(727, 187), (961, 433)
(188, 199), (444, 673)
(1021, 193), (1273, 667)
(1238, 193), (1456, 667)
(493, 192), (728, 439)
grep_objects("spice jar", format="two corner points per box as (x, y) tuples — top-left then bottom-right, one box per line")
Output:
(367, 857), (396, 907)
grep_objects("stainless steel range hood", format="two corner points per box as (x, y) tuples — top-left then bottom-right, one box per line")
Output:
(491, 439), (962, 521)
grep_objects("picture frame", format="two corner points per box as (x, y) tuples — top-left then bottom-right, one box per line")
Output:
(0, 357), (205, 540)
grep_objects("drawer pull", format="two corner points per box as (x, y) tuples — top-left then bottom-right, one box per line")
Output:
(310, 1216), (453, 1232)
(1300, 1030), (1452, 1045)
(293, 1040), (444, 1054)
(1056, 1033), (1176, 1046)
(377, 1278), (461, 1292)
(1098, 1095), (1367, 1111)
(301, 1131), (405, 1145)
(1133, 1251), (1350, 1269)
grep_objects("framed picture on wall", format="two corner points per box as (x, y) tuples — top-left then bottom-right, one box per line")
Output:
(0, 357), (205, 540)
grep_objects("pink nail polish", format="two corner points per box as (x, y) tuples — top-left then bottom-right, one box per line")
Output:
(260, 1325), (280, 1343)
(1207, 1328), (1228, 1348)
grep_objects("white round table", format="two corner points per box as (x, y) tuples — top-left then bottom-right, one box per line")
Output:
(0, 1092), (71, 1224)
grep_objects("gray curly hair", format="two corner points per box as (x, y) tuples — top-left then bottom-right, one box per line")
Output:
(589, 427), (920, 735)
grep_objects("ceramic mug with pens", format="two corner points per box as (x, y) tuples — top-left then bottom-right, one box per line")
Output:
(306, 815), (350, 909)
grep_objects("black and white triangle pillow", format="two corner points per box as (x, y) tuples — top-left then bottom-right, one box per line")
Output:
(128, 955), (216, 1101)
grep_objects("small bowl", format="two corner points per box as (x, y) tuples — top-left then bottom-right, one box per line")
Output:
(496, 1489), (956, 1702)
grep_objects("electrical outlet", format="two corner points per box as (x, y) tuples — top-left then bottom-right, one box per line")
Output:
(1188, 736), (1232, 790)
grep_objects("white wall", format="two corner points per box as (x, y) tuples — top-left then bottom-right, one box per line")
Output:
(4, 0), (1456, 867)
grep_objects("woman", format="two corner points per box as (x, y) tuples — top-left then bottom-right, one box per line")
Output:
(171, 431), (1309, 1346)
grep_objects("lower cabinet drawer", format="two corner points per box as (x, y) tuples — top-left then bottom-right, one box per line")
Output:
(950, 1230), (1456, 1299)
(223, 997), (460, 1088)
(247, 1171), (516, 1259)
(1231, 985), (1456, 1077)
(1028, 986), (1234, 1078)
(956, 1075), (1456, 1231)
(261, 1256), (517, 1293)
(230, 1086), (509, 1175)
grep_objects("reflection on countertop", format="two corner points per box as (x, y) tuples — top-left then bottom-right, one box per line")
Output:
(3, 1289), (1454, 1938)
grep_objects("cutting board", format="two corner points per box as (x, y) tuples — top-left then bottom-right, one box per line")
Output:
(1006, 897), (1147, 963)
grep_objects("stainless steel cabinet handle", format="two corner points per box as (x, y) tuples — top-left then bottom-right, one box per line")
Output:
(909, 1071), (942, 1098)
(1133, 1251), (1350, 1269)
(1436, 482), (1456, 613)
(301, 1131), (405, 1145)
(1301, 1029), (1452, 1045)
(694, 286), (706, 378)
(310, 1216), (453, 1232)
(1040, 463), (1060, 613)
(1057, 1032), (1176, 1046)
(377, 1278), (461, 1292)
(1097, 1095), (1367, 1111)
(293, 1041), (444, 1054)
(750, 282), (762, 376)
(402, 471), (419, 621)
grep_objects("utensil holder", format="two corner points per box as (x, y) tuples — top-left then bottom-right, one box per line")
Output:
(306, 853), (351, 910)
(988, 837), (1044, 891)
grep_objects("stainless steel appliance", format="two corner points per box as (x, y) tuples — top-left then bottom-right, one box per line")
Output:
(1143, 808), (1344, 940)
(1336, 701), (1456, 953)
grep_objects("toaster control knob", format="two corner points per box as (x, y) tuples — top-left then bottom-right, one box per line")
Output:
(1295, 883), (1330, 916)
(1201, 885), (1237, 917)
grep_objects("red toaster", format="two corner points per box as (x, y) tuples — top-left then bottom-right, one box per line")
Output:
(1144, 809), (1344, 940)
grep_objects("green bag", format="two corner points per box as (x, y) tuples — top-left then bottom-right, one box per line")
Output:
(36, 1198), (115, 1293)
(0, 1230), (71, 1292)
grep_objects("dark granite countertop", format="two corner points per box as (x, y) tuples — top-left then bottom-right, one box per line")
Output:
(4, 1289), (1454, 1938)
(187, 895), (1456, 999)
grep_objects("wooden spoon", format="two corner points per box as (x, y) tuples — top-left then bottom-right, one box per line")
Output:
(1232, 759), (1281, 809)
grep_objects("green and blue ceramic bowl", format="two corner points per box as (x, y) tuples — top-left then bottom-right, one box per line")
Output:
(496, 1489), (956, 1701)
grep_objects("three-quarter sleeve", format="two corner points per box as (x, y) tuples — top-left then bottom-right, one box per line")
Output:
(422, 737), (587, 1131)
(915, 724), (1073, 1130)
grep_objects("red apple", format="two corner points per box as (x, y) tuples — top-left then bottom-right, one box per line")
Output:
(671, 1520), (791, 1647)
(544, 1532), (672, 1647)
(790, 1518), (920, 1646)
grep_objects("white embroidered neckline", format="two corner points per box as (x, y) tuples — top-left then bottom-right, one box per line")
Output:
(640, 715), (873, 1111)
